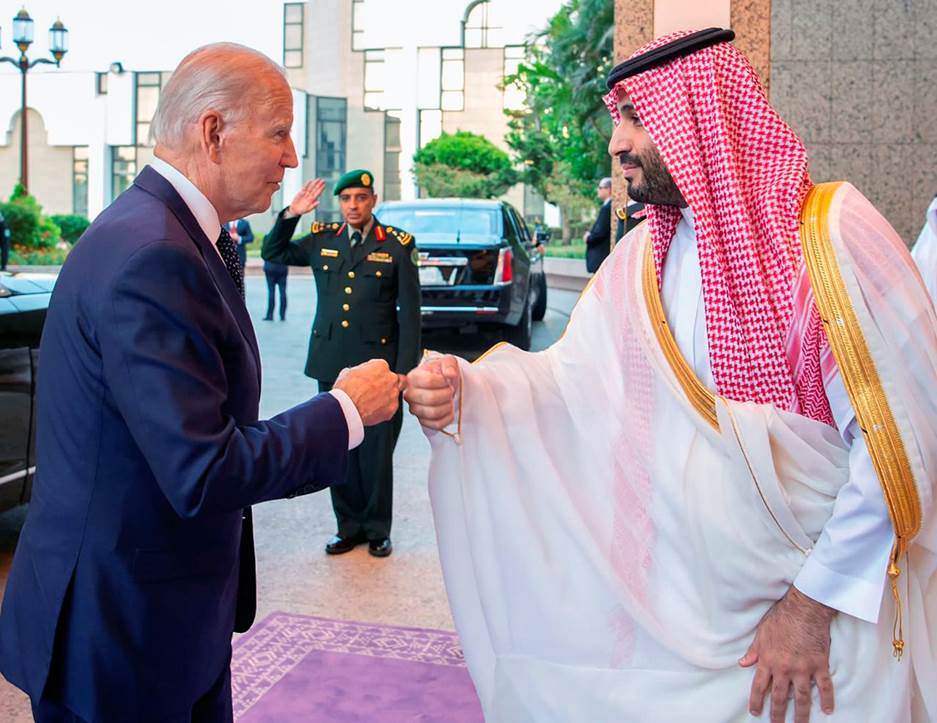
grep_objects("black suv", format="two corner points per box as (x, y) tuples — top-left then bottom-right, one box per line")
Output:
(0, 272), (54, 512)
(375, 199), (548, 350)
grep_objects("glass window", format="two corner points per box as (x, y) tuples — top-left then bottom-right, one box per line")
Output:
(135, 72), (161, 146)
(376, 205), (500, 238)
(441, 48), (464, 111)
(419, 109), (442, 148)
(383, 111), (402, 202)
(463, 0), (504, 48)
(72, 146), (88, 217)
(503, 45), (526, 110)
(316, 97), (347, 223)
(283, 2), (304, 68)
(111, 146), (137, 202)
(364, 50), (386, 109)
(352, 0), (365, 51)
(95, 72), (107, 95)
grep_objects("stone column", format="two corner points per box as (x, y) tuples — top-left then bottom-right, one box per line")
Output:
(611, 0), (654, 237)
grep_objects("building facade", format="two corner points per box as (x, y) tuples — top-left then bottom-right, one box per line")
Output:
(0, 0), (553, 236)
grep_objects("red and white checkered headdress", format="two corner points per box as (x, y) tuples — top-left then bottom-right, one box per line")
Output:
(604, 31), (833, 424)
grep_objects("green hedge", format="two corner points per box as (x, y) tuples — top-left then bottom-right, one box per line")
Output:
(50, 214), (90, 244)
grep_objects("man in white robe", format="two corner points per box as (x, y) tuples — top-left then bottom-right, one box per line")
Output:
(405, 29), (937, 723)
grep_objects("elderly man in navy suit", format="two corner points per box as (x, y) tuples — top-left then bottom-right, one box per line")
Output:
(0, 43), (404, 723)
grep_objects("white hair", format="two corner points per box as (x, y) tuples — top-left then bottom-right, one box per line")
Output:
(598, 177), (612, 189)
(150, 42), (287, 148)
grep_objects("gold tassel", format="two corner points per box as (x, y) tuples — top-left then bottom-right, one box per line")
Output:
(888, 544), (905, 660)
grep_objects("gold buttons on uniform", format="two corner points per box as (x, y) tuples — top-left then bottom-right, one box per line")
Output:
(341, 320), (350, 329)
(344, 286), (353, 295)
(323, 264), (329, 271)
(347, 271), (356, 279)
(376, 271), (383, 278)
(380, 337), (387, 345)
(342, 303), (350, 311)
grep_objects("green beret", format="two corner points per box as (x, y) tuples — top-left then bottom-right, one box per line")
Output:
(333, 169), (376, 195)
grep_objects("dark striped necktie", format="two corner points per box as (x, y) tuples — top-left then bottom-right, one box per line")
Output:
(216, 226), (245, 298)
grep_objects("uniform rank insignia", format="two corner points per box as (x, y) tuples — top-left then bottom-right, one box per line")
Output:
(411, 247), (420, 265)
(320, 248), (339, 257)
(311, 222), (327, 233)
(367, 252), (393, 264)
(375, 225), (386, 242)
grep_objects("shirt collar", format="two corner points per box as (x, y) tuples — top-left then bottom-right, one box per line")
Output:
(348, 216), (375, 242)
(149, 157), (222, 248)
(679, 205), (695, 234)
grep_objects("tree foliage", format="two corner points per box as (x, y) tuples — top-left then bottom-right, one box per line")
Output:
(413, 131), (517, 199)
(504, 0), (614, 224)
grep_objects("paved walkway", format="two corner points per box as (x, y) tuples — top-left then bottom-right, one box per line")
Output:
(0, 276), (578, 719)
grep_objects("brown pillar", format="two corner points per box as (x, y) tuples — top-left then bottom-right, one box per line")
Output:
(731, 0), (772, 91)
(611, 0), (654, 238)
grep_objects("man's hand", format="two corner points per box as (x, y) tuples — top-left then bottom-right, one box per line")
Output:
(333, 359), (406, 427)
(288, 178), (327, 217)
(740, 586), (836, 723)
(404, 354), (460, 430)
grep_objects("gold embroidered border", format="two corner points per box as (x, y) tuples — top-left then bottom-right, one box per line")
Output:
(642, 239), (719, 430)
(800, 182), (922, 658)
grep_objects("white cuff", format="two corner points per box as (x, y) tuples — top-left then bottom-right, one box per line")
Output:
(793, 554), (887, 623)
(328, 389), (364, 450)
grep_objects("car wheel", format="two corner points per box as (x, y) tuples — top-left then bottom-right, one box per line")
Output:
(503, 295), (532, 351)
(531, 273), (548, 321)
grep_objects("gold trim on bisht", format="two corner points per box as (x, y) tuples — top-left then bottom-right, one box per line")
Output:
(642, 239), (719, 430)
(800, 182), (922, 660)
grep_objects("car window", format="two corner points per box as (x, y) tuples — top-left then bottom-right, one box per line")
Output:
(507, 206), (531, 243)
(376, 206), (500, 239)
(501, 208), (519, 243)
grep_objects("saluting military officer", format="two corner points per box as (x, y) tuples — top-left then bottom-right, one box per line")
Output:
(262, 169), (421, 558)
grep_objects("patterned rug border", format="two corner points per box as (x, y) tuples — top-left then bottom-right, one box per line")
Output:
(231, 612), (468, 718)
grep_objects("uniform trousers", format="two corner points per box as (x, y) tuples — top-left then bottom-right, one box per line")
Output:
(318, 380), (401, 540)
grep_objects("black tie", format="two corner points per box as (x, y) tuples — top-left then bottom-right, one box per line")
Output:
(350, 230), (362, 247)
(216, 226), (245, 298)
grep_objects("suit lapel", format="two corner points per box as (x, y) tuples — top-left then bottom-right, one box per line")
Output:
(133, 166), (261, 379)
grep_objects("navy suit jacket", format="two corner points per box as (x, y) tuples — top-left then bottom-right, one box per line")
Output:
(0, 166), (348, 721)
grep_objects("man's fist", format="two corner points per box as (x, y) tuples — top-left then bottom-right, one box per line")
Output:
(334, 359), (406, 427)
(405, 353), (461, 430)
(288, 178), (327, 217)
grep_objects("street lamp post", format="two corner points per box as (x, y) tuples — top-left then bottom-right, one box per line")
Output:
(0, 9), (69, 194)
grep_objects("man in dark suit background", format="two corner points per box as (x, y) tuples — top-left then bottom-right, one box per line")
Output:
(0, 43), (403, 723)
(263, 171), (421, 558)
(0, 209), (9, 271)
(227, 217), (254, 273)
(584, 176), (612, 273)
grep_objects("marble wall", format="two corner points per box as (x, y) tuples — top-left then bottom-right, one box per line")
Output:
(770, 0), (937, 243)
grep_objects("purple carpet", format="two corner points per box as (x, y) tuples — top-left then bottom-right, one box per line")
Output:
(231, 612), (484, 722)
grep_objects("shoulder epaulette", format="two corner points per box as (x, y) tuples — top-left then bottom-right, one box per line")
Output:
(385, 226), (414, 246)
(310, 221), (340, 234)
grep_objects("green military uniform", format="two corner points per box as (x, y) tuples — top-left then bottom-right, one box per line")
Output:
(262, 170), (421, 543)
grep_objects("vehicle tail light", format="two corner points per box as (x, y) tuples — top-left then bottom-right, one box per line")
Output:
(494, 248), (513, 284)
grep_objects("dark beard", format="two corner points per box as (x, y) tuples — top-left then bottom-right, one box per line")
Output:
(619, 151), (686, 207)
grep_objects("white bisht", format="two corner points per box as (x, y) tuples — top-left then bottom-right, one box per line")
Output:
(427, 183), (937, 722)
(912, 195), (937, 308)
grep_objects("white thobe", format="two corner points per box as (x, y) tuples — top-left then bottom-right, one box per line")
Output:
(911, 195), (937, 308)
(662, 207), (893, 622)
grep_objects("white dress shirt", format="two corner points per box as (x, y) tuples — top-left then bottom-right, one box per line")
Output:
(660, 207), (892, 622)
(148, 159), (364, 450)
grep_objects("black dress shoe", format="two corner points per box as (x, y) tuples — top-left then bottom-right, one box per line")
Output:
(368, 538), (392, 558)
(325, 533), (364, 555)
(262, 315), (273, 321)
